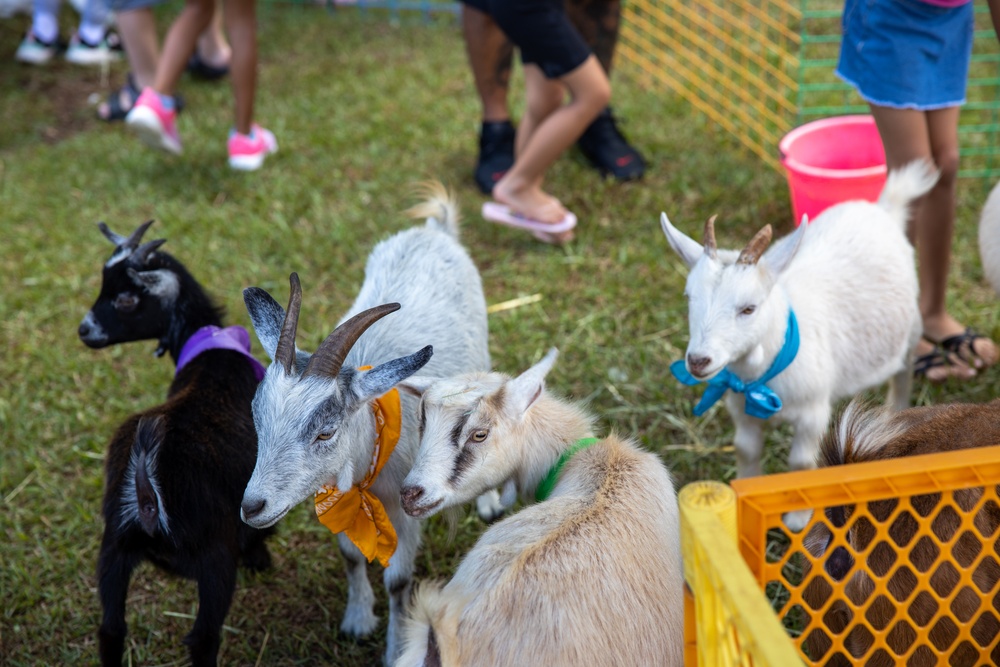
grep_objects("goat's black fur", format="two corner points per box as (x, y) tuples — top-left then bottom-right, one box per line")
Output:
(85, 221), (273, 667)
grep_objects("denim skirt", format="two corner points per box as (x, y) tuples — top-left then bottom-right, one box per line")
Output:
(835, 0), (974, 110)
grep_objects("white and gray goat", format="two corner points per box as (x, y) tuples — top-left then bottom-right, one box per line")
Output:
(395, 349), (684, 667)
(661, 161), (937, 497)
(978, 179), (1000, 295)
(238, 183), (491, 664)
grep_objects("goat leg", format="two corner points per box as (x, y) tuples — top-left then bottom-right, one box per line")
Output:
(240, 528), (273, 572)
(728, 397), (765, 478)
(383, 509), (420, 665)
(338, 533), (379, 637)
(97, 533), (139, 667)
(184, 548), (237, 667)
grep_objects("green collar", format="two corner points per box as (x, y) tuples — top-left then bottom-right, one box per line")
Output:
(534, 437), (600, 503)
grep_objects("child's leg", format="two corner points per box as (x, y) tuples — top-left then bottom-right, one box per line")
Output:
(79, 0), (112, 45)
(154, 0), (216, 95)
(871, 103), (996, 376)
(196, 2), (231, 69)
(223, 0), (256, 134)
(514, 66), (563, 162)
(920, 107), (997, 364)
(30, 0), (61, 42)
(462, 3), (513, 123)
(117, 8), (159, 88)
(493, 56), (610, 223)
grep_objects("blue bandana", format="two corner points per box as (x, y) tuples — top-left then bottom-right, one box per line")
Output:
(670, 310), (800, 420)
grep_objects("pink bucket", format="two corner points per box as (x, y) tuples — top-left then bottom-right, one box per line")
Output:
(779, 115), (887, 225)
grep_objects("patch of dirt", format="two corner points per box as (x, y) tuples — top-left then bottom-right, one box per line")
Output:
(0, 20), (125, 148)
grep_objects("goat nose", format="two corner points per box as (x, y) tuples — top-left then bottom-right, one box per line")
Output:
(400, 485), (425, 511)
(687, 354), (712, 375)
(242, 497), (266, 520)
(78, 322), (91, 338)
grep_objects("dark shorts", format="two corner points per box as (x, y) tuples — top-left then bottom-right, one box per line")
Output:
(461, 0), (591, 79)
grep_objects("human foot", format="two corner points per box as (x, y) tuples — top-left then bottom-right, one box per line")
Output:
(923, 315), (998, 369)
(913, 338), (976, 383)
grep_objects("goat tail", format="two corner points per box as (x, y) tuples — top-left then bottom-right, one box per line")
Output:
(407, 180), (461, 240)
(122, 415), (170, 537)
(877, 159), (939, 230)
(820, 399), (912, 468)
(397, 580), (462, 667)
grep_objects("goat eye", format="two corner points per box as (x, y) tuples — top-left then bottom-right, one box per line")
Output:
(470, 429), (489, 443)
(114, 292), (139, 313)
(739, 305), (756, 316)
(315, 431), (334, 442)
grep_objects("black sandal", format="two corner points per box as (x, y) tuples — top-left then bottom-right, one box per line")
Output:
(913, 338), (977, 383)
(913, 345), (950, 380)
(98, 74), (186, 122)
(187, 52), (230, 81)
(98, 73), (140, 122)
(933, 327), (997, 369)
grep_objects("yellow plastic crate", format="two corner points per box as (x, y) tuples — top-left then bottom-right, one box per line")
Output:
(681, 446), (1000, 665)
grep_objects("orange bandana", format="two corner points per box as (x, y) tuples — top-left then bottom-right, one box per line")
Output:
(314, 385), (401, 568)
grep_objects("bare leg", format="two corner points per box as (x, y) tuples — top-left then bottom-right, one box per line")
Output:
(462, 5), (513, 122)
(871, 104), (997, 378)
(492, 57), (610, 227)
(196, 3), (231, 69)
(223, 0), (257, 134)
(99, 8), (159, 120)
(154, 0), (217, 96)
(117, 9), (159, 88)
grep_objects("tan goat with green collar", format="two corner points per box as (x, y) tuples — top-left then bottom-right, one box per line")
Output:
(395, 349), (684, 667)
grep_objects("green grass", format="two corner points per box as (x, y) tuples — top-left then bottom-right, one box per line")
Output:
(1, 8), (998, 665)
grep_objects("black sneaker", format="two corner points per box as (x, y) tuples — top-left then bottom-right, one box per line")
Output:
(577, 107), (646, 181)
(474, 120), (516, 195)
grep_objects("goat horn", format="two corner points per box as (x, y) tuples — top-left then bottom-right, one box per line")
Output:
(736, 224), (773, 266)
(303, 303), (402, 379)
(132, 239), (167, 265)
(703, 215), (718, 258)
(275, 273), (302, 375)
(125, 220), (156, 249)
(98, 222), (128, 246)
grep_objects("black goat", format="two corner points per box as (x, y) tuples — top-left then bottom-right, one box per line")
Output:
(81, 220), (274, 667)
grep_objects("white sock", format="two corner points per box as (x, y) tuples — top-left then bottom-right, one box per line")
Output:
(78, 21), (106, 45)
(31, 11), (59, 44)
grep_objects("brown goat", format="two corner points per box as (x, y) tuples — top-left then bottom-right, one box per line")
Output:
(802, 400), (1000, 665)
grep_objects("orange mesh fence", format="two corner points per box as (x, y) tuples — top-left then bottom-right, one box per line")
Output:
(729, 446), (1000, 665)
(620, 0), (1000, 179)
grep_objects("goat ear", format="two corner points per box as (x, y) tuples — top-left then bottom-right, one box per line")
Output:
(506, 348), (558, 418)
(127, 268), (179, 299)
(243, 287), (286, 362)
(352, 346), (434, 401)
(765, 221), (806, 275)
(660, 213), (705, 268)
(397, 375), (438, 398)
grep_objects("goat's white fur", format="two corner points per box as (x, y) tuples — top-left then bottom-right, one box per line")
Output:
(661, 161), (935, 496)
(242, 183), (490, 665)
(978, 179), (1000, 295)
(119, 433), (171, 536)
(396, 349), (684, 666)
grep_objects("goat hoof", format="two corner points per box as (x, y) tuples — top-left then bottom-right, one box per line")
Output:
(475, 489), (506, 524)
(340, 607), (380, 638)
(782, 509), (814, 533)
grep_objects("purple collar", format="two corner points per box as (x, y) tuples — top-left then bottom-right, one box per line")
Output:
(175, 325), (266, 382)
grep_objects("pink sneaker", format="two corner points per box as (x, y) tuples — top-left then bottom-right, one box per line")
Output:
(125, 88), (182, 155)
(227, 125), (278, 171)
